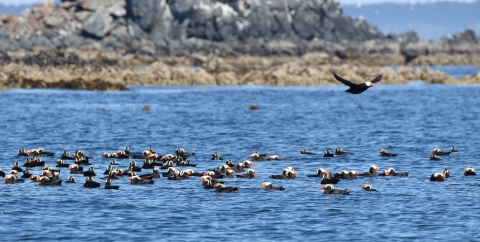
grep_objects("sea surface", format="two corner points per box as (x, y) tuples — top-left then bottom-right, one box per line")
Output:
(1, 66), (480, 241)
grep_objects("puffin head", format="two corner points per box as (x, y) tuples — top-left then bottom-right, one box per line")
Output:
(365, 81), (374, 87)
(361, 184), (374, 190)
(262, 182), (272, 187)
(213, 183), (226, 189)
(464, 167), (475, 173)
(321, 184), (334, 191)
(247, 169), (257, 175)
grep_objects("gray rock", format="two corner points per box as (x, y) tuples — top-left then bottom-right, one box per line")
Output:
(78, 0), (125, 11)
(167, 0), (198, 22)
(292, 6), (320, 40)
(126, 0), (160, 32)
(82, 6), (114, 38)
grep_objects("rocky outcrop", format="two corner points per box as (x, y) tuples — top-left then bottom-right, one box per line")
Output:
(2, 54), (479, 91)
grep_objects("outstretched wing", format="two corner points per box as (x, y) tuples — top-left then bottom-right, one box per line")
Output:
(371, 74), (383, 83)
(333, 72), (356, 88)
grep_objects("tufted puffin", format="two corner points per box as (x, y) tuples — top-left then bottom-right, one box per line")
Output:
(306, 168), (328, 178)
(236, 169), (257, 179)
(430, 172), (445, 182)
(4, 174), (25, 184)
(300, 149), (314, 154)
(323, 150), (334, 157)
(213, 183), (239, 193)
(129, 175), (154, 185)
(431, 148), (451, 156)
(464, 167), (476, 176)
(104, 178), (120, 189)
(321, 184), (349, 194)
(83, 176), (101, 188)
(383, 168), (409, 177)
(83, 167), (96, 177)
(262, 182), (285, 190)
(361, 184), (378, 191)
(333, 72), (382, 94)
(56, 159), (70, 168)
(65, 176), (76, 183)
(335, 147), (352, 156)
(430, 153), (441, 161)
(321, 173), (340, 184)
(379, 149), (397, 157)
(359, 165), (380, 177)
(270, 167), (297, 180)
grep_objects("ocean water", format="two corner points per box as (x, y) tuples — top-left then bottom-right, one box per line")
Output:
(1, 68), (480, 241)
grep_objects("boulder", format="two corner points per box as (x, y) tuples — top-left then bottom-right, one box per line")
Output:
(82, 6), (114, 38)
(126, 0), (160, 32)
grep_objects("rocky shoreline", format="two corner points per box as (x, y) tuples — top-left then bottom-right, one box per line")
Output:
(0, 0), (479, 91)
(2, 54), (479, 91)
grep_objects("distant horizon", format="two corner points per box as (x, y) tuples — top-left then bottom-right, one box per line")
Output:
(0, 0), (477, 6)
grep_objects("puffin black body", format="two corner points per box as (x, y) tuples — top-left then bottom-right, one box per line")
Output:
(334, 170), (359, 180)
(322, 184), (349, 194)
(211, 152), (223, 160)
(451, 146), (459, 152)
(104, 178), (120, 189)
(18, 148), (29, 156)
(83, 167), (96, 176)
(140, 168), (161, 179)
(430, 173), (445, 182)
(21, 169), (32, 179)
(270, 167), (297, 180)
(4, 174), (25, 184)
(236, 169), (257, 179)
(101, 170), (119, 180)
(306, 168), (328, 178)
(359, 166), (380, 177)
(432, 148), (451, 156)
(200, 176), (224, 189)
(11, 162), (23, 172)
(361, 184), (378, 192)
(333, 72), (382, 94)
(167, 170), (191, 180)
(335, 147), (352, 156)
(69, 164), (84, 174)
(38, 176), (62, 186)
(430, 153), (441, 161)
(214, 183), (239, 193)
(300, 149), (314, 154)
(141, 159), (155, 169)
(464, 167), (476, 176)
(83, 176), (101, 188)
(65, 176), (76, 183)
(262, 182), (285, 190)
(383, 168), (409, 177)
(129, 176), (154, 185)
(323, 150), (334, 157)
(379, 149), (397, 157)
(61, 150), (75, 160)
(56, 159), (70, 168)
(0, 169), (5, 177)
(321, 173), (340, 184)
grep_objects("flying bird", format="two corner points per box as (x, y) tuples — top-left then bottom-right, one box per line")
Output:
(333, 72), (382, 94)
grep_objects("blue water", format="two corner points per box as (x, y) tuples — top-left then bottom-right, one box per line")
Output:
(1, 70), (480, 240)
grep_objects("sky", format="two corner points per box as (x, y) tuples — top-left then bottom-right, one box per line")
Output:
(0, 0), (476, 5)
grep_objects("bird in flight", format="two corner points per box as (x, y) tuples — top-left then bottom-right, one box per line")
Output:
(333, 73), (382, 94)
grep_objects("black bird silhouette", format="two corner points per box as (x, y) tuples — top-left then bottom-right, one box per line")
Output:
(333, 72), (382, 94)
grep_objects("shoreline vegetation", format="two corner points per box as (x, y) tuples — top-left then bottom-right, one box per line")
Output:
(1, 50), (480, 91)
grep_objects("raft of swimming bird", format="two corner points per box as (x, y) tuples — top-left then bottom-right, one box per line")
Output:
(1, 145), (470, 194)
